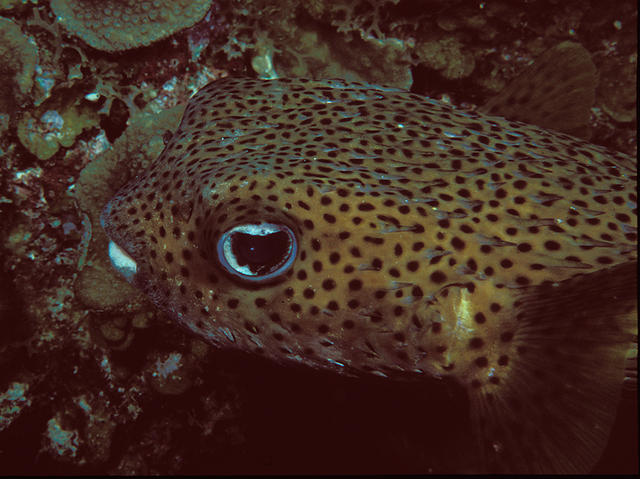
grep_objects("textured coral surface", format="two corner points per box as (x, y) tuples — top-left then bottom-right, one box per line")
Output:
(50, 0), (213, 52)
(0, 0), (636, 474)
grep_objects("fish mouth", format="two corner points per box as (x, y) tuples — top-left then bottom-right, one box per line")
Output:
(100, 200), (139, 283)
(107, 240), (138, 282)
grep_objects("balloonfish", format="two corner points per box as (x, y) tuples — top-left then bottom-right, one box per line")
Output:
(100, 42), (637, 473)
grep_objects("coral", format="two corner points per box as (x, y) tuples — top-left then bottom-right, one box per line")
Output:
(263, 25), (414, 88)
(71, 394), (116, 464)
(251, 38), (278, 79)
(43, 393), (116, 465)
(0, 382), (32, 432)
(74, 101), (185, 242)
(0, 0), (22, 11)
(16, 93), (100, 161)
(0, 16), (38, 114)
(147, 351), (193, 395)
(238, 0), (414, 88)
(414, 37), (475, 80)
(301, 0), (401, 40)
(45, 414), (80, 460)
(50, 0), (213, 52)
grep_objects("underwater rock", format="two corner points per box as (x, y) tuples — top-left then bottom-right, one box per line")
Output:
(0, 16), (38, 115)
(50, 0), (213, 52)
(75, 262), (147, 312)
(598, 51), (637, 123)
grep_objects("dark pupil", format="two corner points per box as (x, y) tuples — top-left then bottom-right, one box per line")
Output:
(231, 231), (290, 275)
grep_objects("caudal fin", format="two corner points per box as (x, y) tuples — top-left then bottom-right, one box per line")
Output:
(469, 261), (637, 473)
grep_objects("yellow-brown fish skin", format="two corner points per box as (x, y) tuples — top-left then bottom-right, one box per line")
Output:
(101, 76), (637, 473)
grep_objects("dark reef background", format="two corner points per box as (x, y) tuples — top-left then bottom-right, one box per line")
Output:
(0, 0), (637, 474)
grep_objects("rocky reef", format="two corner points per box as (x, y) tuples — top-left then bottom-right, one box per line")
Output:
(0, 0), (637, 474)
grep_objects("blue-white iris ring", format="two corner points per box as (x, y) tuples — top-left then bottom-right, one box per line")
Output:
(216, 223), (297, 283)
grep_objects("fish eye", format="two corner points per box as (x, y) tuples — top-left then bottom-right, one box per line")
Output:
(216, 223), (297, 283)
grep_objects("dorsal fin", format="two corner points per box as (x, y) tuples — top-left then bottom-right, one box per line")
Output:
(480, 41), (597, 140)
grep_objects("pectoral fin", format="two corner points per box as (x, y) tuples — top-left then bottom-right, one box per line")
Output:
(468, 261), (637, 473)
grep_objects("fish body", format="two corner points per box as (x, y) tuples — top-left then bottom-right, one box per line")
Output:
(101, 46), (637, 473)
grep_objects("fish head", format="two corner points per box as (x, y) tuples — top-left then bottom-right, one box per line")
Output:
(100, 136), (447, 375)
(100, 79), (444, 372)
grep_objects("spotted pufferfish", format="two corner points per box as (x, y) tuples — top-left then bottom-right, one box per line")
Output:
(101, 42), (637, 473)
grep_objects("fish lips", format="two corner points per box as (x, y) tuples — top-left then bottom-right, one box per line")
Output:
(100, 199), (142, 285)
